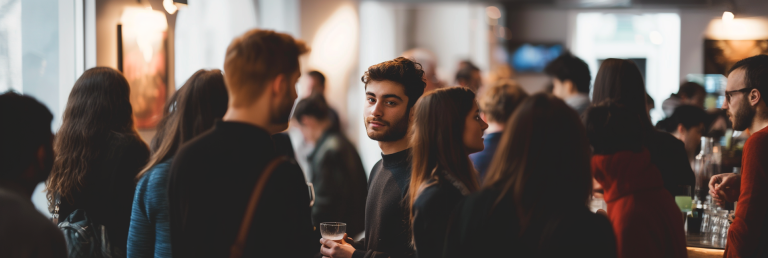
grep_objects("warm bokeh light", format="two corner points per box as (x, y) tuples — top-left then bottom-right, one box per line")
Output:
(486, 6), (501, 20)
(722, 11), (734, 22)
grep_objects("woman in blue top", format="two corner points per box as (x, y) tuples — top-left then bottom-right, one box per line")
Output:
(127, 69), (228, 258)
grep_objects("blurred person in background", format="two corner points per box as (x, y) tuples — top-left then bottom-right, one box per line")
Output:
(0, 92), (66, 258)
(662, 82), (706, 117)
(469, 79), (528, 180)
(708, 55), (768, 258)
(127, 69), (229, 258)
(444, 93), (616, 258)
(587, 103), (687, 258)
(167, 29), (316, 258)
(455, 61), (482, 92)
(47, 67), (150, 257)
(592, 58), (695, 197)
(656, 105), (708, 164)
(319, 57), (425, 258)
(544, 52), (592, 116)
(408, 87), (485, 258)
(293, 94), (367, 239)
(403, 48), (444, 93)
(645, 93), (655, 119)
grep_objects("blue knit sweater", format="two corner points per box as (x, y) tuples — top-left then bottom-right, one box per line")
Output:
(127, 159), (173, 258)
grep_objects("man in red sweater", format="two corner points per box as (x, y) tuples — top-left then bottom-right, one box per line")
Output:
(709, 55), (768, 257)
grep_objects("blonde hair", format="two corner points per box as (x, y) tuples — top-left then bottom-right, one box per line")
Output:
(479, 79), (528, 123)
(223, 29), (309, 107)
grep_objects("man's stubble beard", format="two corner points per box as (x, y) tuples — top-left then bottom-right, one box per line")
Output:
(366, 107), (410, 142)
(731, 99), (755, 131)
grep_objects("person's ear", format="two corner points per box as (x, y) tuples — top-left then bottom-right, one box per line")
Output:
(677, 124), (687, 138)
(271, 74), (286, 98)
(749, 88), (762, 107)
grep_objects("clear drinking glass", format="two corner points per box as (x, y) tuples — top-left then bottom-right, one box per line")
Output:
(320, 222), (347, 243)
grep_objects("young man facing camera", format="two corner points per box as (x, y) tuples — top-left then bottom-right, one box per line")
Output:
(167, 29), (316, 258)
(709, 55), (768, 258)
(320, 57), (426, 258)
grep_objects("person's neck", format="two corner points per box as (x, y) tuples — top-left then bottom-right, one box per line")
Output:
(0, 180), (33, 200)
(750, 114), (768, 133)
(486, 122), (504, 134)
(379, 136), (409, 155)
(563, 90), (583, 100)
(222, 99), (279, 134)
(307, 123), (332, 145)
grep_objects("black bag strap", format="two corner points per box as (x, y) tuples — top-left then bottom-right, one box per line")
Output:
(229, 156), (288, 258)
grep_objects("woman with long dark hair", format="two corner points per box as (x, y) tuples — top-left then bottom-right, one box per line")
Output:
(126, 69), (228, 258)
(443, 93), (617, 258)
(586, 103), (687, 258)
(409, 87), (485, 258)
(47, 67), (150, 254)
(591, 59), (695, 196)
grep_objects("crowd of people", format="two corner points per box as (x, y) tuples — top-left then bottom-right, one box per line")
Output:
(1, 28), (768, 258)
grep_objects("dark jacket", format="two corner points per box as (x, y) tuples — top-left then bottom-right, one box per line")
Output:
(167, 121), (316, 258)
(412, 173), (470, 258)
(645, 130), (696, 196)
(127, 159), (173, 258)
(57, 132), (150, 254)
(308, 131), (368, 238)
(444, 188), (617, 258)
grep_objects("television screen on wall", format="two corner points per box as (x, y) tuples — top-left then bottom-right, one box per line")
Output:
(508, 43), (563, 73)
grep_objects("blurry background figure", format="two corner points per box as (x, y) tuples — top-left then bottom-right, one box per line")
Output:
(470, 79), (528, 181)
(403, 48), (444, 93)
(288, 70), (341, 179)
(646, 93), (656, 120)
(587, 103), (688, 258)
(0, 92), (67, 258)
(293, 94), (367, 239)
(544, 52), (592, 116)
(455, 61), (482, 93)
(307, 71), (327, 97)
(662, 82), (706, 117)
(656, 105), (708, 164)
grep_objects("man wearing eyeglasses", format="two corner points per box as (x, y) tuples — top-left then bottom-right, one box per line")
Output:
(709, 55), (768, 258)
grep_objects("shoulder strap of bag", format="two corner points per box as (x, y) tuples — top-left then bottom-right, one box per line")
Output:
(229, 156), (288, 258)
(52, 193), (61, 224)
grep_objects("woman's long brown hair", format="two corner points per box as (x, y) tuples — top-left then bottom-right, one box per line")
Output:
(408, 87), (481, 227)
(482, 93), (592, 251)
(591, 58), (652, 129)
(136, 69), (228, 179)
(47, 67), (145, 203)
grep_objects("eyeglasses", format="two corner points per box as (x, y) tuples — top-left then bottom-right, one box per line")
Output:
(725, 88), (753, 103)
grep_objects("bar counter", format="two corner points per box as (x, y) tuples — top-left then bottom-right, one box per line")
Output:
(687, 232), (724, 258)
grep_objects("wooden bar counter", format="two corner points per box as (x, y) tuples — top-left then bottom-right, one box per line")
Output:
(687, 232), (724, 258)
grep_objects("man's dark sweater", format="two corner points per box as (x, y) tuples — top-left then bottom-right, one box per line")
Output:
(352, 149), (414, 258)
(167, 121), (316, 258)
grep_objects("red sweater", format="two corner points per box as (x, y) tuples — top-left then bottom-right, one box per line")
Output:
(726, 126), (768, 257)
(592, 149), (688, 258)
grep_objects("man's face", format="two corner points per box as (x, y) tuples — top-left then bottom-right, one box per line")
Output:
(469, 70), (482, 92)
(271, 70), (301, 128)
(364, 80), (410, 142)
(723, 68), (755, 131)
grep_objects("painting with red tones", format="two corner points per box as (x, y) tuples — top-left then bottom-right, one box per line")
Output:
(120, 8), (168, 129)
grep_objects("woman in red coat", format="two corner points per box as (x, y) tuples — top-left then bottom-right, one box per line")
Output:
(586, 103), (688, 258)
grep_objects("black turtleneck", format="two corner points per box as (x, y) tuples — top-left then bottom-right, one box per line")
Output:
(352, 148), (414, 258)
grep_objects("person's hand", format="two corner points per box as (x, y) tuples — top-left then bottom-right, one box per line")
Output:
(320, 233), (355, 258)
(709, 173), (741, 207)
